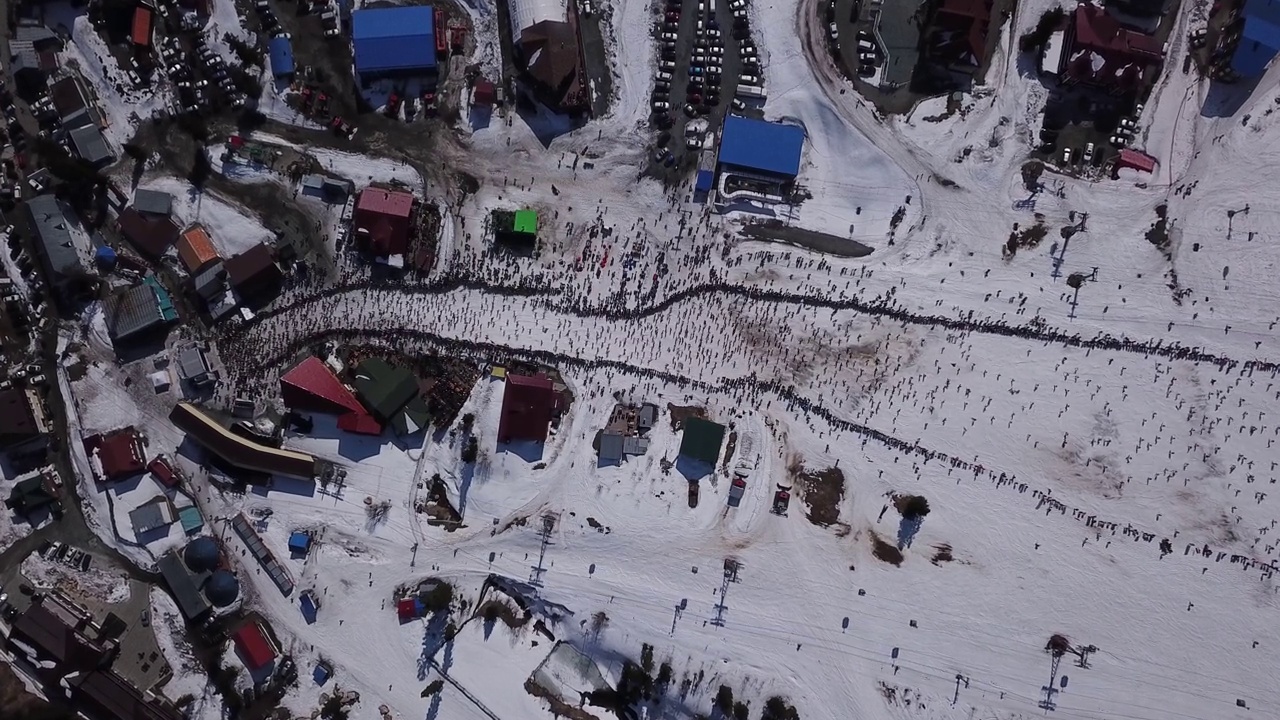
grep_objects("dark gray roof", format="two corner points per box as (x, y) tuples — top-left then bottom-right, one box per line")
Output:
(599, 432), (624, 461)
(638, 403), (657, 430)
(129, 502), (170, 534)
(132, 189), (173, 216)
(177, 347), (210, 382)
(193, 261), (228, 298)
(873, 0), (924, 87)
(10, 42), (40, 74)
(623, 436), (650, 456)
(61, 108), (94, 131)
(106, 283), (163, 341)
(13, 24), (58, 46)
(157, 552), (211, 621)
(25, 195), (93, 281)
(69, 125), (114, 166)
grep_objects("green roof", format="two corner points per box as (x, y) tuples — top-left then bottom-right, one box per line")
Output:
(513, 210), (537, 235)
(146, 274), (179, 322)
(391, 395), (432, 436)
(679, 417), (725, 465)
(354, 358), (420, 423)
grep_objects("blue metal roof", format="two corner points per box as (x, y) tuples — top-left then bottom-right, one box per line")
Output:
(352, 7), (437, 75)
(1234, 0), (1280, 75)
(288, 531), (311, 552)
(695, 169), (714, 192)
(269, 36), (294, 77)
(717, 115), (804, 178)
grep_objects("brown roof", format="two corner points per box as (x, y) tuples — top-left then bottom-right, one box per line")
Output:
(176, 225), (221, 273)
(117, 208), (180, 258)
(518, 20), (586, 109)
(8, 603), (108, 674)
(97, 429), (146, 481)
(0, 388), (43, 447)
(169, 402), (318, 480)
(224, 243), (281, 290)
(71, 669), (183, 720)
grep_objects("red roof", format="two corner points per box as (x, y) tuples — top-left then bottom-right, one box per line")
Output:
(497, 374), (558, 444)
(397, 598), (418, 621)
(280, 357), (367, 416)
(131, 8), (153, 47)
(96, 430), (146, 481)
(232, 623), (275, 671)
(354, 189), (414, 256)
(148, 457), (178, 487)
(338, 411), (384, 435)
(473, 80), (496, 107)
(933, 0), (992, 65)
(1116, 149), (1157, 173)
(1071, 4), (1163, 60)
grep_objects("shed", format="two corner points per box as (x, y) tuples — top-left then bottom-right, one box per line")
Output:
(178, 506), (204, 534)
(268, 36), (294, 77)
(1115, 149), (1157, 175)
(129, 499), (175, 535)
(717, 115), (805, 179)
(288, 531), (311, 555)
(637, 403), (658, 432)
(623, 436), (650, 456)
(472, 79), (496, 107)
(132, 189), (173, 217)
(232, 622), (276, 671)
(177, 226), (221, 274)
(300, 590), (319, 624)
(95, 244), (117, 270)
(513, 209), (538, 235)
(678, 417), (725, 466)
(695, 169), (714, 193)
(313, 662), (332, 685)
(131, 7), (153, 47)
(148, 456), (178, 487)
(352, 7), (438, 78)
(177, 346), (212, 386)
(396, 597), (421, 621)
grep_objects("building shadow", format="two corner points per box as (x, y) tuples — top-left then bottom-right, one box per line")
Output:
(1201, 76), (1262, 118)
(676, 455), (713, 482)
(498, 440), (544, 463)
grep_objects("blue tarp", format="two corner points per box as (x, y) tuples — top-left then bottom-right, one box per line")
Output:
(300, 592), (318, 624)
(313, 663), (331, 685)
(352, 7), (437, 76)
(716, 115), (805, 178)
(1234, 0), (1280, 75)
(695, 170), (714, 192)
(269, 36), (294, 77)
(95, 244), (117, 268)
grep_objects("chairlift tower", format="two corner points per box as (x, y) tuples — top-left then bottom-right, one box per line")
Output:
(529, 513), (557, 587)
(711, 558), (741, 628)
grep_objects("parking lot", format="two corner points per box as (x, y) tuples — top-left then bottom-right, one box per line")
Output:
(646, 0), (764, 178)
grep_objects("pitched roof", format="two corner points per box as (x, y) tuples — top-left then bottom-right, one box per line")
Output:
(280, 357), (367, 416)
(69, 125), (114, 166)
(233, 623), (276, 670)
(70, 669), (183, 720)
(224, 243), (281, 291)
(9, 603), (107, 672)
(106, 282), (165, 341)
(0, 388), (45, 447)
(129, 499), (174, 534)
(169, 402), (319, 480)
(354, 358), (420, 421)
(497, 373), (556, 444)
(679, 417), (725, 465)
(97, 430), (146, 480)
(517, 20), (585, 108)
(6, 475), (56, 513)
(1071, 3), (1163, 59)
(156, 552), (211, 621)
(132, 189), (173, 216)
(177, 225), (221, 273)
(351, 7), (438, 74)
(718, 115), (805, 178)
(26, 194), (94, 281)
(117, 208), (180, 257)
(599, 432), (624, 461)
(356, 187), (414, 218)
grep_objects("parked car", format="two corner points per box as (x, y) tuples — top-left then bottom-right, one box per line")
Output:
(828, 21), (838, 40)
(1082, 142), (1096, 164)
(1061, 147), (1076, 165)
(728, 477), (747, 507)
(660, 31), (678, 41)
(652, 100), (671, 111)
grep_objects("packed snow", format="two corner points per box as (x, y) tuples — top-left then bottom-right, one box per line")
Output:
(139, 175), (276, 257)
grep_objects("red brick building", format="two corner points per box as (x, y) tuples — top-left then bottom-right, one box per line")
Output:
(353, 188), (415, 256)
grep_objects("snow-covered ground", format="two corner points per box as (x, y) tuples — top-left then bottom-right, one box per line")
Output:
(139, 175), (275, 257)
(21, 551), (131, 605)
(149, 588), (224, 720)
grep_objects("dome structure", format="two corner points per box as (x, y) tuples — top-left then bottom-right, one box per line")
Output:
(183, 537), (220, 572)
(204, 570), (240, 607)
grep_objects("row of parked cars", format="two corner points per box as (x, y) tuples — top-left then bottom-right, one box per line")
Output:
(41, 541), (92, 572)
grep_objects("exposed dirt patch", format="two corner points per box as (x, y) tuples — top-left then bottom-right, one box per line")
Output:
(667, 404), (706, 431)
(931, 543), (954, 565)
(892, 494), (930, 519)
(476, 598), (529, 629)
(793, 466), (847, 532)
(871, 532), (903, 566)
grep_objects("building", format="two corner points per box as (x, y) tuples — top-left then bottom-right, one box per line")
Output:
(716, 115), (805, 183)
(678, 417), (725, 466)
(598, 432), (624, 463)
(353, 358), (430, 435)
(178, 505), (204, 534)
(205, 570), (240, 607)
(5, 471), (60, 516)
(157, 552), (211, 622)
(497, 373), (559, 444)
(148, 456), (180, 487)
(25, 194), (97, 300)
(232, 622), (277, 671)
(132, 189), (173, 217)
(105, 276), (177, 343)
(1231, 0), (1280, 76)
(280, 356), (381, 432)
(1061, 3), (1164, 93)
(177, 346), (213, 386)
(0, 388), (50, 448)
(353, 187), (415, 256)
(508, 0), (588, 112)
(117, 208), (181, 259)
(1114, 148), (1157, 175)
(872, 0), (925, 89)
(6, 603), (109, 682)
(69, 125), (115, 167)
(225, 243), (282, 301)
(288, 531), (311, 555)
(176, 225), (222, 275)
(67, 668), (183, 720)
(351, 7), (438, 81)
(637, 403), (658, 433)
(169, 402), (320, 480)
(131, 6), (154, 50)
(472, 78), (496, 108)
(128, 497), (175, 535)
(49, 75), (95, 130)
(925, 0), (993, 78)
(87, 428), (147, 482)
(268, 35), (294, 78)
